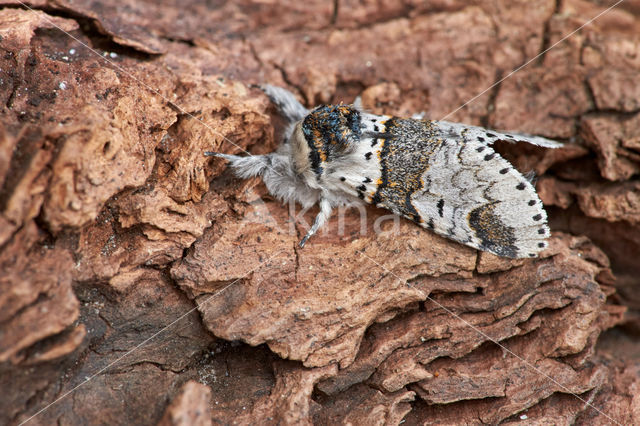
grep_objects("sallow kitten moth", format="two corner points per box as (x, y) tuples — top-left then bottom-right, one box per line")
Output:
(206, 85), (560, 258)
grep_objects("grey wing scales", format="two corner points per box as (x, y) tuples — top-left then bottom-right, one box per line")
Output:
(411, 134), (550, 258)
(436, 120), (563, 149)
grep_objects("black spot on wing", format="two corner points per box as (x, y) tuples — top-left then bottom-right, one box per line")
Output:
(437, 199), (444, 217)
(516, 182), (526, 190)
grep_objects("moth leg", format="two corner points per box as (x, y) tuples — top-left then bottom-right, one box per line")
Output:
(299, 198), (332, 248)
(204, 152), (272, 179)
(253, 84), (308, 123)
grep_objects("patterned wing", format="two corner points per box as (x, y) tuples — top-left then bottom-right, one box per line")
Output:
(437, 120), (563, 148)
(371, 118), (550, 258)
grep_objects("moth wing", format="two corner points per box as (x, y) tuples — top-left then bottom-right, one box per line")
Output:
(410, 135), (550, 258)
(437, 120), (563, 149)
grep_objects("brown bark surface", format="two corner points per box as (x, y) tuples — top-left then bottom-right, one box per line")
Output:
(1, 1), (639, 425)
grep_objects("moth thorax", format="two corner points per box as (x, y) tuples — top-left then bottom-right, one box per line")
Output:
(298, 105), (363, 178)
(290, 122), (312, 175)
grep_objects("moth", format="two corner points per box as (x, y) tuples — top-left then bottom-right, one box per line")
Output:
(205, 85), (561, 258)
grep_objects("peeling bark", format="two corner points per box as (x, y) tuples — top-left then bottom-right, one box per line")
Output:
(1, 1), (639, 425)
